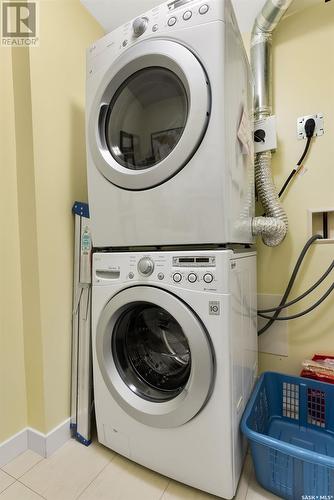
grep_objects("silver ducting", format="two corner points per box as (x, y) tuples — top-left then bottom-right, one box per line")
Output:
(251, 0), (293, 247)
(252, 153), (287, 246)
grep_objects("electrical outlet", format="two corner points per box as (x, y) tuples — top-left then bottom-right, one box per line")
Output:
(297, 113), (324, 140)
(254, 115), (277, 153)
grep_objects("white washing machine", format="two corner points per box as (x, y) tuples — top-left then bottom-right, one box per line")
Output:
(92, 249), (258, 498)
(86, 0), (254, 248)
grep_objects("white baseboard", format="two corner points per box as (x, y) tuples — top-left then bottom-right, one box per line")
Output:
(0, 429), (28, 467)
(28, 418), (71, 458)
(0, 418), (71, 466)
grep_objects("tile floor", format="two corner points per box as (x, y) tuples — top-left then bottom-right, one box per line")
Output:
(0, 439), (280, 500)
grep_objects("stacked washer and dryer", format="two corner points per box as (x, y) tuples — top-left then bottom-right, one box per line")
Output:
(86, 0), (258, 497)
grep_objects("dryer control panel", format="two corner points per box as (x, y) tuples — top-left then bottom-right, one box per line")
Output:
(86, 0), (226, 76)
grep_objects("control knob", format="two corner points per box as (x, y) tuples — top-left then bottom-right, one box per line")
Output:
(188, 273), (198, 283)
(204, 273), (214, 284)
(137, 257), (154, 276)
(133, 17), (149, 37)
(173, 273), (182, 283)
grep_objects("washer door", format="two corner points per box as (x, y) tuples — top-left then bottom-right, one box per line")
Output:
(88, 39), (210, 190)
(96, 286), (214, 428)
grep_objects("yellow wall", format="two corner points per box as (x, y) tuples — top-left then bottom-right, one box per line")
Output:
(0, 47), (28, 442)
(28, 0), (103, 432)
(258, 3), (334, 374)
(12, 47), (46, 433)
(0, 0), (102, 441)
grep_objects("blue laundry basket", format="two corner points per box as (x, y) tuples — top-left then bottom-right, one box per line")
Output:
(241, 372), (334, 499)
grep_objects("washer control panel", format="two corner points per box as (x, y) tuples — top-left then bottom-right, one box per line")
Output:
(93, 252), (223, 292)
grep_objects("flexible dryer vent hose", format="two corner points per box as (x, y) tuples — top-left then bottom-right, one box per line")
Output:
(252, 151), (288, 247)
(251, 0), (294, 246)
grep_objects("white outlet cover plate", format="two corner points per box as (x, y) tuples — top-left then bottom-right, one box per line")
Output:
(297, 113), (324, 140)
(258, 294), (289, 357)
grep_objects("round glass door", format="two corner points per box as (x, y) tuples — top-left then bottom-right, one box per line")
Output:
(88, 39), (210, 190)
(112, 303), (191, 402)
(95, 286), (214, 428)
(105, 68), (188, 170)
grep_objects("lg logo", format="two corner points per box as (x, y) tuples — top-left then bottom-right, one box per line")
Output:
(1, 1), (38, 46)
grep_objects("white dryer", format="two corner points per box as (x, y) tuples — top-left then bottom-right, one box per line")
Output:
(86, 0), (254, 248)
(92, 249), (258, 498)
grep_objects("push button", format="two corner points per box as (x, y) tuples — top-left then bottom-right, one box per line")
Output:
(183, 10), (192, 20)
(199, 4), (209, 14)
(168, 16), (177, 26)
(204, 273), (214, 284)
(173, 273), (182, 283)
(188, 273), (198, 283)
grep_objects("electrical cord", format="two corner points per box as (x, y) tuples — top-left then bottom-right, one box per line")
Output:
(278, 118), (316, 199)
(258, 234), (322, 336)
(258, 282), (334, 321)
(258, 260), (334, 313)
(278, 137), (311, 198)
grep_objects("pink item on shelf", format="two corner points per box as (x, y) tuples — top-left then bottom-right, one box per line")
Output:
(301, 354), (334, 384)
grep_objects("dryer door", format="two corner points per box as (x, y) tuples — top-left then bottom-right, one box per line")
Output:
(88, 39), (210, 190)
(95, 286), (214, 428)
